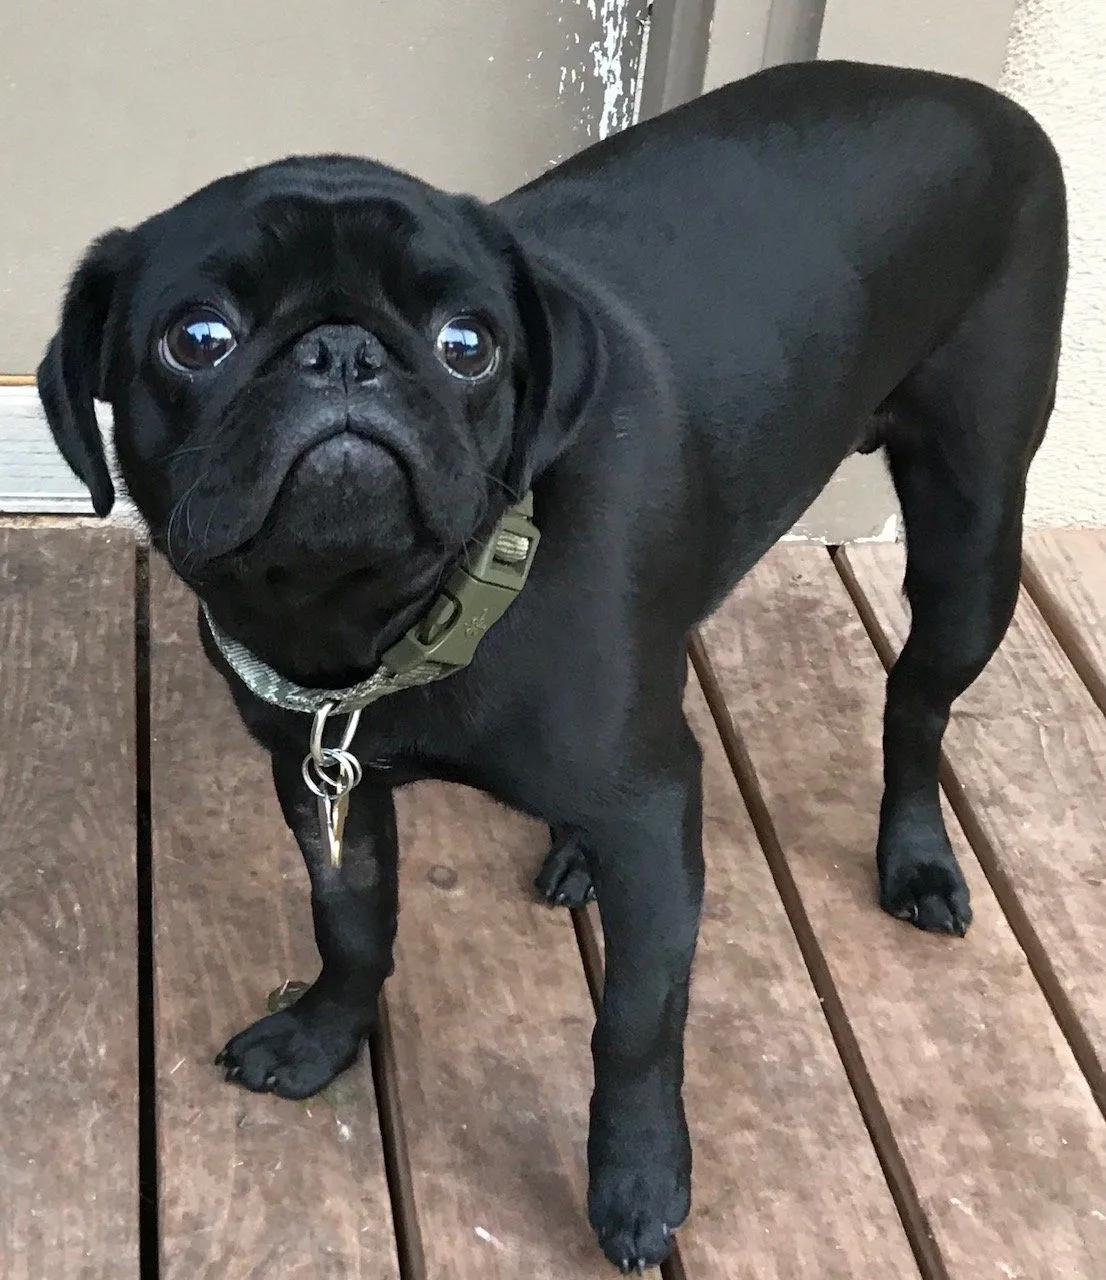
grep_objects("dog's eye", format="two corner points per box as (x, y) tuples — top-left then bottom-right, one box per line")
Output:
(434, 315), (498, 381)
(160, 309), (237, 373)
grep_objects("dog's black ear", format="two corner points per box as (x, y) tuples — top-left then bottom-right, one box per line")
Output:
(36, 229), (132, 516)
(457, 197), (606, 490)
(503, 237), (606, 486)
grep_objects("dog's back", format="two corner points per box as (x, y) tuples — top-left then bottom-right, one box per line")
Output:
(502, 59), (1066, 595)
(503, 60), (1062, 413)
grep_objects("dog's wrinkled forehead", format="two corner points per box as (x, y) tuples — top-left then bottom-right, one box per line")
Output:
(130, 157), (511, 330)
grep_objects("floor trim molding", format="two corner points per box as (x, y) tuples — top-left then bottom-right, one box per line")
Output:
(0, 385), (136, 519)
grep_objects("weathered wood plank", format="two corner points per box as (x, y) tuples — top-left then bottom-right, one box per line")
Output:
(384, 783), (609, 1278)
(671, 680), (919, 1276)
(701, 545), (1106, 1278)
(149, 561), (398, 1279)
(1023, 528), (1106, 717)
(386, 696), (917, 1280)
(0, 528), (139, 1279)
(841, 541), (1106, 1106)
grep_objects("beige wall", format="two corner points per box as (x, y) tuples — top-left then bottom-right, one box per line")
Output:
(0, 0), (644, 512)
(1001, 0), (1106, 526)
(0, 0), (644, 374)
(802, 0), (1106, 533)
(3, 1), (1100, 528)
(792, 0), (1021, 540)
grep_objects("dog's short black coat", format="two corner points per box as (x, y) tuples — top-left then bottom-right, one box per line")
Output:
(37, 60), (1066, 1271)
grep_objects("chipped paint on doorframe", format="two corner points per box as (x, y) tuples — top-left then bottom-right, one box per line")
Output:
(556, 0), (648, 140)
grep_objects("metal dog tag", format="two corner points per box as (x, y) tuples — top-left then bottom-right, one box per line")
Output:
(316, 759), (356, 868)
(302, 704), (364, 869)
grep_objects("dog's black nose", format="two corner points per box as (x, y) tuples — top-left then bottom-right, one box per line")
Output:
(293, 324), (385, 385)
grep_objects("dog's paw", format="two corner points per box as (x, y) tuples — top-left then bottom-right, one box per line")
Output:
(879, 841), (972, 937)
(588, 1163), (688, 1273)
(215, 1004), (364, 1100)
(535, 833), (595, 908)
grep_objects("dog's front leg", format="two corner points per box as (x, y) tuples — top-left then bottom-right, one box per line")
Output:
(583, 736), (704, 1273)
(215, 750), (398, 1100)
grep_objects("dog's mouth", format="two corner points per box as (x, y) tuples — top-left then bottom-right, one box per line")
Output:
(290, 420), (415, 481)
(276, 425), (421, 542)
(188, 438), (421, 581)
(162, 406), (484, 583)
(167, 418), (501, 668)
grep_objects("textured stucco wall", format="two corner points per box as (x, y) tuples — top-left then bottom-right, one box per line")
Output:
(1000, 0), (1106, 525)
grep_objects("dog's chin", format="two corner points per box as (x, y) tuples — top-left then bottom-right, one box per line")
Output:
(180, 433), (425, 585)
(200, 559), (446, 689)
(195, 528), (451, 689)
(260, 432), (422, 566)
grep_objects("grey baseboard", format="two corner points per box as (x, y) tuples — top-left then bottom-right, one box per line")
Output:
(0, 386), (140, 521)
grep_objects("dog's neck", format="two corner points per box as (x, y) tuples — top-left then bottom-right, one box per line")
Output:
(201, 493), (540, 716)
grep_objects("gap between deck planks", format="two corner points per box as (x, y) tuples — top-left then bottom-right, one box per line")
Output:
(698, 545), (1106, 1280)
(0, 528), (139, 1280)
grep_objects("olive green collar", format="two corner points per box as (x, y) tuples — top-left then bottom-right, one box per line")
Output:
(201, 494), (539, 716)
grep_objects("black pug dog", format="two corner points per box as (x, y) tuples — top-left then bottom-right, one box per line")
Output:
(38, 60), (1065, 1272)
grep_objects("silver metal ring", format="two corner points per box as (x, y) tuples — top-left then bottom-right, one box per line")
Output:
(310, 702), (363, 768)
(301, 749), (363, 798)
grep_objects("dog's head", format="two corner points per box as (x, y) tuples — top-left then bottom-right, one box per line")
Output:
(38, 157), (600, 676)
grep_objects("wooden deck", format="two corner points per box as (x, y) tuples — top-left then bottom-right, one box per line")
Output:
(2, 525), (1105, 1279)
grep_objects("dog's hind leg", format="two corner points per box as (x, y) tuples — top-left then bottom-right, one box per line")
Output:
(874, 181), (1065, 935)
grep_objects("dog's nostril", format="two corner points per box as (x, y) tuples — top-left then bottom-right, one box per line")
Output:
(354, 340), (380, 380)
(299, 339), (330, 374)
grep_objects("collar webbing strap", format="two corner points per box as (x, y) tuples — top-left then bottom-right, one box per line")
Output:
(202, 494), (539, 716)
